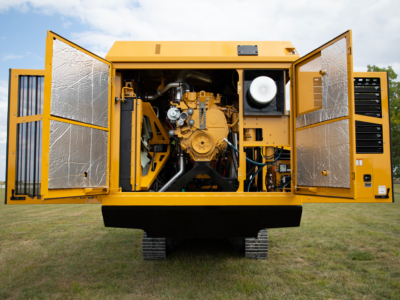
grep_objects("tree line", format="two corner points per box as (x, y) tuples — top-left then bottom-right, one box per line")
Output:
(367, 65), (400, 177)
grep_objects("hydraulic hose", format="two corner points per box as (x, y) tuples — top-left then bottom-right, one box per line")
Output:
(246, 148), (261, 178)
(223, 138), (267, 167)
(246, 147), (283, 192)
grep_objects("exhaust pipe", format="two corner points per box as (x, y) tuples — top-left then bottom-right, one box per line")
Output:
(159, 154), (185, 192)
(146, 82), (190, 101)
(177, 70), (212, 84)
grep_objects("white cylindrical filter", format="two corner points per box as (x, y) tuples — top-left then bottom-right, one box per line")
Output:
(249, 76), (277, 106)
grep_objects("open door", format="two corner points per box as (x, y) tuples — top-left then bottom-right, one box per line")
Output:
(292, 31), (357, 199)
(6, 31), (112, 204)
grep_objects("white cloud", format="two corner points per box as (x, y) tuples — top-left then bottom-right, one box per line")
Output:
(63, 20), (72, 28)
(0, 81), (8, 180)
(0, 81), (8, 143)
(0, 0), (399, 76)
(2, 52), (42, 61)
(0, 80), (8, 102)
(25, 52), (42, 60)
(2, 53), (24, 60)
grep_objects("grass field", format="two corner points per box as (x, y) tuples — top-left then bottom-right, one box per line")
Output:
(1, 188), (400, 300)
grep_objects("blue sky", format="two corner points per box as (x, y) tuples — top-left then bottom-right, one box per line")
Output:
(0, 0), (400, 181)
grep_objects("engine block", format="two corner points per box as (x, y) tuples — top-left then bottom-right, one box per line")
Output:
(172, 91), (232, 162)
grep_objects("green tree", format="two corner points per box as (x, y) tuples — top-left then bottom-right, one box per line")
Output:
(367, 65), (400, 177)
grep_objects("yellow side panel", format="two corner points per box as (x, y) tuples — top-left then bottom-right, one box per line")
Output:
(303, 72), (393, 203)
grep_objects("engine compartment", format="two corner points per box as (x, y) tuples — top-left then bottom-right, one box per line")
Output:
(116, 69), (291, 193)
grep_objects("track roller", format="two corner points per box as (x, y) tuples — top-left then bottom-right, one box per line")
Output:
(142, 232), (167, 260)
(245, 229), (268, 259)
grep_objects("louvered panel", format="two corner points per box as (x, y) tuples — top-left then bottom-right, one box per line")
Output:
(354, 77), (382, 118)
(355, 121), (383, 154)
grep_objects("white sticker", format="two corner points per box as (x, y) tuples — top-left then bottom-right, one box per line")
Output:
(356, 160), (359, 166)
(378, 186), (386, 195)
(359, 159), (363, 166)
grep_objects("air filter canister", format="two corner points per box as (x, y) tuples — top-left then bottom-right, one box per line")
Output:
(249, 76), (277, 107)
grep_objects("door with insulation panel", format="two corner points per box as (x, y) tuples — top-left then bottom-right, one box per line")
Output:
(6, 31), (112, 204)
(292, 30), (393, 202)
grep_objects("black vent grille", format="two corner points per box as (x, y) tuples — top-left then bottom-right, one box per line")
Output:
(18, 76), (44, 117)
(354, 77), (381, 118)
(276, 148), (290, 160)
(15, 121), (42, 198)
(355, 121), (383, 153)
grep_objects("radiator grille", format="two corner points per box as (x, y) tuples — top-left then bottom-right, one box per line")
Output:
(15, 121), (42, 198)
(354, 77), (381, 118)
(355, 120), (383, 154)
(18, 76), (44, 117)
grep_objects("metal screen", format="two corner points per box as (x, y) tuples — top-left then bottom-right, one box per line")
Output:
(15, 121), (42, 197)
(18, 76), (44, 117)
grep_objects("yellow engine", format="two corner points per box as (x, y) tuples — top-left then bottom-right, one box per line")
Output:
(172, 91), (237, 162)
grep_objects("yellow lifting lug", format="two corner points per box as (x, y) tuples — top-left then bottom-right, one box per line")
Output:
(319, 70), (326, 76)
(116, 81), (136, 103)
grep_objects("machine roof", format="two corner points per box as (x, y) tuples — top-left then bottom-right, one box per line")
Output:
(105, 41), (299, 63)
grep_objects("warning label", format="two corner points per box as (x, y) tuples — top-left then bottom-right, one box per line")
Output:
(378, 186), (386, 195)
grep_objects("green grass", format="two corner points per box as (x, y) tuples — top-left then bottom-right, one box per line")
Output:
(1, 187), (400, 300)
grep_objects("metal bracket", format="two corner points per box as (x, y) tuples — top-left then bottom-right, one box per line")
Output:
(199, 102), (206, 129)
(167, 162), (236, 192)
(10, 189), (25, 200)
(238, 45), (258, 56)
(375, 188), (390, 199)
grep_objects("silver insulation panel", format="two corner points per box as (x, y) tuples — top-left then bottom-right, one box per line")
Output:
(48, 120), (108, 189)
(296, 119), (350, 188)
(296, 37), (348, 128)
(51, 39), (109, 128)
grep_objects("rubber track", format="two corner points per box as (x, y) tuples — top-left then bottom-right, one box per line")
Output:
(142, 232), (167, 260)
(245, 229), (268, 259)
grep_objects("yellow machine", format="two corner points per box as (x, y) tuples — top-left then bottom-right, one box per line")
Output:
(5, 30), (393, 259)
